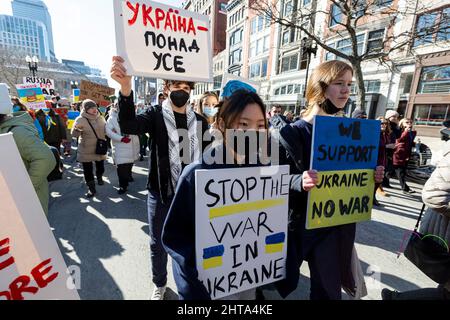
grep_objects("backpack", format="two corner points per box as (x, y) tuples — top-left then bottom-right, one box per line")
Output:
(269, 115), (306, 173)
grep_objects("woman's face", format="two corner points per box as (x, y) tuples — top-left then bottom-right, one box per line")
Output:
(324, 70), (353, 109)
(87, 107), (98, 116)
(231, 103), (266, 130)
(380, 120), (388, 132)
(203, 96), (218, 109)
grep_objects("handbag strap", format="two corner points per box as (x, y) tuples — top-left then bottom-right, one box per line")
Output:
(86, 119), (99, 140)
(413, 203), (427, 232)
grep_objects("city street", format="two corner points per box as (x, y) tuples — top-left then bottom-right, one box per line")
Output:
(47, 137), (444, 300)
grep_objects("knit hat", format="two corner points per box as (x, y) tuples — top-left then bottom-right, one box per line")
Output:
(82, 99), (98, 112)
(221, 80), (257, 99)
(385, 110), (399, 120)
(352, 108), (367, 119)
(0, 83), (13, 115)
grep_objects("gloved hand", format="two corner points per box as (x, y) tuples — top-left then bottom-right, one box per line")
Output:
(121, 136), (131, 144)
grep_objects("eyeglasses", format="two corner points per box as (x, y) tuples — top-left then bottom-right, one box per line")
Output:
(381, 123), (388, 125)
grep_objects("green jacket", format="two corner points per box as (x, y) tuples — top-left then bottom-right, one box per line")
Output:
(0, 112), (56, 215)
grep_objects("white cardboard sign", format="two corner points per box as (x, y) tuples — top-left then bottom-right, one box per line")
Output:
(23, 77), (56, 96)
(0, 133), (79, 300)
(114, 0), (213, 82)
(195, 166), (289, 299)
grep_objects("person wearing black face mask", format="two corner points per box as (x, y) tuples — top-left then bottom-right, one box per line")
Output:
(111, 56), (209, 300)
(275, 60), (385, 301)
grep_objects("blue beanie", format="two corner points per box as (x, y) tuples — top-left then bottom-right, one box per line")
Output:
(221, 80), (257, 99)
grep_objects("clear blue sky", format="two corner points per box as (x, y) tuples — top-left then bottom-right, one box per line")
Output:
(0, 0), (184, 88)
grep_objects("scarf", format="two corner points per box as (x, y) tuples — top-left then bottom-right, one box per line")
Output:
(161, 99), (200, 193)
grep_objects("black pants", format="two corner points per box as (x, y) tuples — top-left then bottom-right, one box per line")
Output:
(394, 165), (409, 191)
(117, 163), (133, 188)
(147, 191), (172, 287)
(140, 134), (148, 156)
(82, 161), (104, 183)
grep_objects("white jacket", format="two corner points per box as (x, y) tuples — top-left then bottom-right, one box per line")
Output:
(106, 109), (140, 165)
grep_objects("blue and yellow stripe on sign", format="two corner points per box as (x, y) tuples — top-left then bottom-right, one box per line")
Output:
(17, 87), (45, 103)
(202, 245), (225, 270)
(67, 111), (80, 130)
(265, 232), (286, 254)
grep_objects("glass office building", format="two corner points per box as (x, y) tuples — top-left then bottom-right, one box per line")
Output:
(12, 0), (56, 61)
(0, 14), (51, 62)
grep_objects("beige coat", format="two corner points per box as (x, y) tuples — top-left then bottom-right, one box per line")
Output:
(71, 110), (107, 163)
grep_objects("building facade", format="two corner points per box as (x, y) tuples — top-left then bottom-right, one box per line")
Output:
(0, 14), (51, 62)
(12, 0), (56, 62)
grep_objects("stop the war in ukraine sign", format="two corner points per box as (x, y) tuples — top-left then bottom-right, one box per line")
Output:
(114, 0), (213, 82)
(307, 116), (381, 229)
(195, 166), (289, 299)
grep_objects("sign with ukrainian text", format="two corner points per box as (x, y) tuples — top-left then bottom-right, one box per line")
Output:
(114, 0), (213, 82)
(306, 116), (381, 229)
(0, 133), (79, 300)
(16, 84), (46, 110)
(195, 166), (289, 299)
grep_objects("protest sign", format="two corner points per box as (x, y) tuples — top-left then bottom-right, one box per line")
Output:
(73, 89), (80, 103)
(195, 166), (289, 299)
(16, 84), (46, 110)
(66, 111), (80, 130)
(23, 77), (55, 96)
(79, 80), (115, 107)
(0, 133), (79, 300)
(114, 0), (213, 82)
(221, 73), (261, 95)
(306, 116), (381, 229)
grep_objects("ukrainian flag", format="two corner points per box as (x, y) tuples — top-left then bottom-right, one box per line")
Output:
(73, 89), (80, 103)
(67, 111), (80, 130)
(202, 245), (225, 270)
(265, 232), (286, 254)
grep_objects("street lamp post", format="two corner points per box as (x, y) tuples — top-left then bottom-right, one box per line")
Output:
(301, 37), (317, 101)
(26, 55), (39, 78)
(70, 81), (79, 89)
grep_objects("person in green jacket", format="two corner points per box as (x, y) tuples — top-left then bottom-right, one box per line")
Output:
(0, 83), (55, 216)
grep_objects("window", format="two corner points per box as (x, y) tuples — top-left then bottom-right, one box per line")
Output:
(367, 29), (384, 54)
(330, 4), (343, 27)
(282, 30), (290, 45)
(284, 0), (293, 17)
(352, 0), (365, 18)
(366, 80), (381, 93)
(413, 104), (449, 126)
(303, 0), (311, 6)
(374, 0), (393, 8)
(418, 65), (450, 94)
(249, 58), (268, 78)
(249, 63), (260, 78)
(251, 15), (269, 34)
(327, 34), (365, 60)
(230, 28), (243, 46)
(414, 12), (438, 46)
(229, 49), (242, 65)
(280, 54), (298, 73)
(437, 7), (450, 42)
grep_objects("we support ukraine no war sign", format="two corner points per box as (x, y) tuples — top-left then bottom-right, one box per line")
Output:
(195, 166), (289, 299)
(307, 116), (381, 229)
(114, 0), (213, 82)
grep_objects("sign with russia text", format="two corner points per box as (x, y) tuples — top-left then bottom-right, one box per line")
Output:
(0, 133), (80, 300)
(114, 0), (213, 82)
(23, 77), (55, 96)
(16, 84), (46, 110)
(306, 116), (380, 229)
(195, 166), (289, 299)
